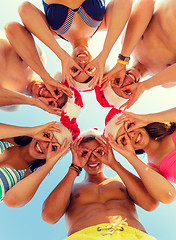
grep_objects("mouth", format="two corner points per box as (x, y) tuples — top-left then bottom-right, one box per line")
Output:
(34, 142), (44, 154)
(135, 133), (142, 144)
(38, 86), (45, 97)
(76, 51), (88, 58)
(87, 162), (100, 169)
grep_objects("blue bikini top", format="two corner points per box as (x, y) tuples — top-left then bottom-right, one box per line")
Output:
(42, 0), (106, 36)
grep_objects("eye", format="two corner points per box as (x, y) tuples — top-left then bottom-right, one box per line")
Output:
(114, 78), (120, 85)
(81, 151), (88, 157)
(122, 137), (126, 143)
(127, 123), (132, 129)
(44, 132), (50, 139)
(52, 145), (57, 151)
(73, 67), (78, 72)
(97, 150), (104, 156)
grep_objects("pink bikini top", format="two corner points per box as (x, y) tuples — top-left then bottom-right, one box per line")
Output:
(148, 131), (176, 183)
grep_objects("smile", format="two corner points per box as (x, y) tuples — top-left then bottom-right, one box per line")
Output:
(76, 51), (88, 58)
(38, 86), (45, 97)
(88, 163), (100, 168)
(135, 133), (142, 144)
(34, 143), (43, 154)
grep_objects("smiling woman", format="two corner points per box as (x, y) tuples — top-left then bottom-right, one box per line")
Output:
(104, 108), (176, 204)
(0, 121), (72, 207)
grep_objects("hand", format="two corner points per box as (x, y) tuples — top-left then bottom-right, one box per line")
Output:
(108, 133), (136, 159)
(119, 82), (145, 110)
(44, 81), (73, 99)
(46, 139), (71, 164)
(101, 63), (126, 90)
(70, 138), (92, 168)
(34, 97), (62, 116)
(61, 52), (83, 87)
(94, 136), (116, 168)
(84, 54), (106, 89)
(29, 122), (61, 141)
(115, 111), (150, 132)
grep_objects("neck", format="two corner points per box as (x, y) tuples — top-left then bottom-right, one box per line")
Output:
(71, 39), (89, 49)
(143, 138), (161, 160)
(20, 145), (36, 166)
(84, 171), (107, 184)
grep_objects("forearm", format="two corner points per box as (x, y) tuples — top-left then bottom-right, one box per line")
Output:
(0, 88), (34, 107)
(127, 155), (176, 203)
(142, 64), (176, 90)
(3, 162), (54, 208)
(42, 168), (77, 224)
(5, 22), (52, 82)
(111, 161), (158, 210)
(121, 0), (154, 57)
(101, 0), (132, 60)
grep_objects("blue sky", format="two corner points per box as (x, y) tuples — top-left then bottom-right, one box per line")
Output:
(0, 1), (176, 240)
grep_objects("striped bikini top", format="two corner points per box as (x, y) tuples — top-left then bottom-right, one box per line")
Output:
(42, 0), (105, 36)
(0, 141), (30, 202)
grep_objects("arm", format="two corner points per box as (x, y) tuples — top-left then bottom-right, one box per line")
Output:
(42, 138), (91, 224)
(108, 133), (176, 204)
(120, 63), (176, 109)
(102, 0), (154, 86)
(86, 0), (132, 87)
(0, 121), (60, 140)
(3, 140), (70, 208)
(17, 2), (82, 87)
(95, 136), (159, 211)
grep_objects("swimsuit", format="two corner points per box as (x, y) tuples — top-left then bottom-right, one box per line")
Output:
(42, 0), (105, 37)
(148, 131), (176, 183)
(65, 220), (156, 240)
(0, 141), (30, 202)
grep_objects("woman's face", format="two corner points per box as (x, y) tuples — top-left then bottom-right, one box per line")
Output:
(28, 136), (58, 159)
(116, 122), (150, 150)
(71, 46), (93, 83)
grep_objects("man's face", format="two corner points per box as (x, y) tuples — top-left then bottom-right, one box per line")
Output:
(31, 82), (67, 108)
(80, 139), (105, 175)
(111, 74), (135, 99)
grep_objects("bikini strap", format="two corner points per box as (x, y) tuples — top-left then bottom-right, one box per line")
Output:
(148, 162), (160, 170)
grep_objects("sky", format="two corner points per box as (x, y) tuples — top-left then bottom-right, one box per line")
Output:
(0, 0), (176, 240)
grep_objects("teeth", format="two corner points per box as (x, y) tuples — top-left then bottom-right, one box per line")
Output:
(136, 134), (141, 143)
(88, 163), (98, 167)
(77, 53), (87, 57)
(36, 143), (43, 153)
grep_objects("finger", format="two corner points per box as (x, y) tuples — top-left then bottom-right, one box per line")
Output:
(74, 62), (83, 72)
(89, 75), (99, 89)
(100, 80), (109, 90)
(68, 74), (76, 87)
(98, 73), (104, 87)
(61, 138), (68, 148)
(95, 136), (107, 148)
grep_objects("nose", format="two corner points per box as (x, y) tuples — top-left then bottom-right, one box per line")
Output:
(127, 131), (136, 140)
(89, 152), (97, 161)
(78, 61), (87, 69)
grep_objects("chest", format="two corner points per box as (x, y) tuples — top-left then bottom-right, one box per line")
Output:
(133, 5), (176, 74)
(71, 179), (128, 205)
(0, 49), (33, 92)
(149, 135), (175, 166)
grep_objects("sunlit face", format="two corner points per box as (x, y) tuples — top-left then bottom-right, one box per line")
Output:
(28, 135), (58, 159)
(116, 122), (150, 150)
(110, 74), (135, 99)
(79, 139), (105, 175)
(71, 46), (93, 83)
(31, 82), (67, 108)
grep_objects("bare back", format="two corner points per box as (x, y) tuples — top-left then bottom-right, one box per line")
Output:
(65, 177), (146, 236)
(0, 31), (35, 93)
(133, 0), (176, 74)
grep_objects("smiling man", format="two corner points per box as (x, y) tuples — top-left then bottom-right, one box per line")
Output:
(42, 129), (158, 240)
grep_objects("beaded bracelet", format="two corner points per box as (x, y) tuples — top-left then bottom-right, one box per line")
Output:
(117, 54), (130, 65)
(69, 163), (82, 176)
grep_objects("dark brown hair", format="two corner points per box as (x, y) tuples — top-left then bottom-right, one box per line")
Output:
(14, 136), (46, 172)
(135, 122), (176, 154)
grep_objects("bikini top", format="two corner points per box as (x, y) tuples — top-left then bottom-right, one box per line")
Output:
(148, 131), (176, 183)
(42, 0), (105, 36)
(0, 141), (30, 202)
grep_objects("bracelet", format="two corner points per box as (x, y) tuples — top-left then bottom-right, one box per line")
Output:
(117, 59), (129, 65)
(69, 163), (82, 176)
(118, 54), (130, 62)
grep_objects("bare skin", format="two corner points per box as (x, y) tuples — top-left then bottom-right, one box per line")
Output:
(42, 137), (158, 237)
(14, 0), (132, 88)
(120, 0), (176, 109)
